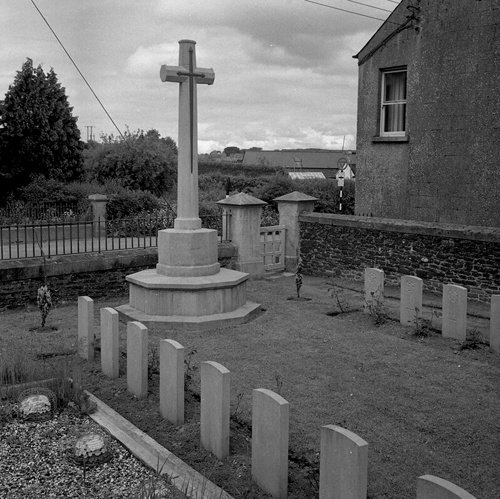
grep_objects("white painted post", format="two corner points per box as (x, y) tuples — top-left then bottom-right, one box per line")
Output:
(490, 295), (500, 353)
(100, 307), (119, 379)
(78, 296), (94, 361)
(442, 284), (468, 341)
(400, 275), (423, 326)
(160, 339), (185, 426)
(319, 425), (368, 499)
(200, 361), (230, 460)
(416, 475), (477, 499)
(364, 268), (384, 314)
(127, 321), (148, 399)
(252, 388), (289, 499)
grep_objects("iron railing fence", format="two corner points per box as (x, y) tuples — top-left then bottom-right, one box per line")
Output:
(0, 213), (231, 260)
(0, 201), (91, 226)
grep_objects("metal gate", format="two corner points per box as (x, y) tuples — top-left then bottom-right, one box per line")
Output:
(260, 225), (286, 271)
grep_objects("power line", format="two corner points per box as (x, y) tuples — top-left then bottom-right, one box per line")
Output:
(30, 0), (125, 140)
(347, 0), (392, 13)
(304, 0), (398, 23)
(386, 0), (399, 4)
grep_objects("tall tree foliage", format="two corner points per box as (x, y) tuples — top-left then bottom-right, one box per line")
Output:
(0, 58), (83, 200)
(84, 128), (177, 196)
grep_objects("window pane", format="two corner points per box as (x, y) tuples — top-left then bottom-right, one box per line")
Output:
(384, 72), (406, 102)
(384, 103), (406, 132)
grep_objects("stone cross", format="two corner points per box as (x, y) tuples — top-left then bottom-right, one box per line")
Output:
(160, 39), (215, 230)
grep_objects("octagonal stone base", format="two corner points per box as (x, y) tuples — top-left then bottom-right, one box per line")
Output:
(116, 268), (262, 330)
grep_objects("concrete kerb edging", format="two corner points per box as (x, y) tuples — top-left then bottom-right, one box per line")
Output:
(86, 391), (233, 499)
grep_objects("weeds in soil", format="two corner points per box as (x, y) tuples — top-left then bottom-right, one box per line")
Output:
(460, 329), (486, 351)
(275, 373), (283, 395)
(365, 289), (386, 325)
(148, 344), (160, 379)
(232, 392), (245, 419)
(413, 308), (440, 338)
(185, 347), (198, 390)
(326, 281), (351, 315)
(134, 455), (174, 498)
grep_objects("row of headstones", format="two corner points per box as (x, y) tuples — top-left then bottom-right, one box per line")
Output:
(78, 296), (477, 499)
(364, 268), (500, 352)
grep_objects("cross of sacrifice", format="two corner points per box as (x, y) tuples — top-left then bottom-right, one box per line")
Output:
(160, 40), (215, 230)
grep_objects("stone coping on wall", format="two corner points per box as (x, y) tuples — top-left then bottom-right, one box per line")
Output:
(299, 213), (500, 244)
(0, 242), (237, 281)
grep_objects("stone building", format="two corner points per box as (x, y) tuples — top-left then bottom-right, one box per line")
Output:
(354, 0), (500, 227)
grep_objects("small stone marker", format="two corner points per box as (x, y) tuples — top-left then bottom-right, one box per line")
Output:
(490, 295), (500, 353)
(442, 284), (467, 341)
(252, 388), (289, 499)
(400, 275), (423, 326)
(127, 321), (148, 400)
(416, 475), (477, 499)
(160, 339), (185, 426)
(319, 425), (368, 499)
(364, 268), (384, 314)
(200, 361), (230, 460)
(100, 307), (119, 379)
(78, 296), (94, 361)
(73, 433), (112, 467)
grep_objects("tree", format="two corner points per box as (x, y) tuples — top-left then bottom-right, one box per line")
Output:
(84, 128), (177, 196)
(0, 58), (84, 201)
(223, 146), (241, 157)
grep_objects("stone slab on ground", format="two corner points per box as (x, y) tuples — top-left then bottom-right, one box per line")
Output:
(86, 391), (233, 499)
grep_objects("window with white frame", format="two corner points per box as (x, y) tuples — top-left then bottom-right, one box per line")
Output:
(380, 68), (407, 136)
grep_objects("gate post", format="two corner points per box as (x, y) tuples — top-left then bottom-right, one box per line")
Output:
(88, 194), (107, 238)
(217, 193), (267, 278)
(274, 191), (317, 272)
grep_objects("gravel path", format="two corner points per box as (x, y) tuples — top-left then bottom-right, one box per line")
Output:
(0, 407), (177, 498)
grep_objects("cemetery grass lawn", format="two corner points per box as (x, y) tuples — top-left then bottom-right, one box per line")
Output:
(1, 275), (499, 498)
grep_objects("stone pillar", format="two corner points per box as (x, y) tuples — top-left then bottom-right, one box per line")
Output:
(217, 193), (267, 278)
(88, 194), (107, 238)
(274, 191), (317, 272)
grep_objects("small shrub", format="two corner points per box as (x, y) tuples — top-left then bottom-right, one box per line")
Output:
(326, 281), (351, 315)
(365, 289), (386, 325)
(37, 285), (52, 328)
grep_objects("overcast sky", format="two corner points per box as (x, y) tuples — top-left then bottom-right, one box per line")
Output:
(0, 0), (395, 153)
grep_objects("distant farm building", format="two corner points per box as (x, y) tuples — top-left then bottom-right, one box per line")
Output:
(241, 149), (356, 179)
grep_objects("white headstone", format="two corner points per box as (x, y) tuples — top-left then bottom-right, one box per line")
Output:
(442, 284), (467, 341)
(319, 425), (368, 499)
(400, 275), (423, 326)
(160, 339), (185, 426)
(127, 321), (148, 399)
(78, 296), (94, 361)
(200, 361), (230, 460)
(100, 307), (119, 379)
(416, 475), (477, 499)
(252, 388), (289, 499)
(490, 295), (500, 353)
(364, 268), (384, 314)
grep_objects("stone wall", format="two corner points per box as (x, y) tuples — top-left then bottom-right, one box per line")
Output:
(0, 243), (237, 309)
(299, 213), (500, 302)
